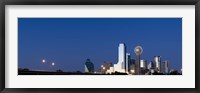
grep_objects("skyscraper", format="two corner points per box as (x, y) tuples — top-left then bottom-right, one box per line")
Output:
(154, 56), (161, 73)
(162, 61), (169, 74)
(85, 59), (94, 73)
(140, 60), (147, 75)
(114, 43), (126, 73)
(134, 46), (143, 75)
(140, 60), (147, 69)
(126, 53), (131, 73)
(147, 61), (155, 70)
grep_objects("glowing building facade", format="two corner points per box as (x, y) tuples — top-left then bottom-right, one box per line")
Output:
(154, 56), (161, 72)
(140, 60), (147, 69)
(100, 62), (113, 74)
(129, 64), (136, 74)
(140, 60), (147, 75)
(113, 43), (126, 73)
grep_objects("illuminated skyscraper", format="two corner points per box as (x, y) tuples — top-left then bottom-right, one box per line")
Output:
(154, 56), (161, 73)
(140, 60), (147, 69)
(114, 43), (126, 73)
(140, 60), (147, 75)
(85, 59), (94, 73)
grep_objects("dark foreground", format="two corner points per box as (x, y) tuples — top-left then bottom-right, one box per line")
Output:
(18, 69), (128, 75)
(19, 71), (104, 75)
(18, 68), (182, 75)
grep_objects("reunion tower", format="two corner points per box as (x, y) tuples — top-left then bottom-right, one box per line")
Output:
(134, 46), (143, 75)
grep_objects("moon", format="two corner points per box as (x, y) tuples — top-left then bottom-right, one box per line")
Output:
(51, 62), (55, 66)
(42, 59), (46, 63)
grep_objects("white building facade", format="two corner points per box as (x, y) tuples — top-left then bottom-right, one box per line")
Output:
(154, 56), (161, 72)
(140, 60), (147, 69)
(106, 43), (127, 73)
(113, 43), (126, 73)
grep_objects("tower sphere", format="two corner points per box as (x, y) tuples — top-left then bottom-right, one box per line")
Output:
(134, 46), (143, 55)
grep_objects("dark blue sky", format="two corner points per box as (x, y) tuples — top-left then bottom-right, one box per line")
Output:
(18, 18), (182, 72)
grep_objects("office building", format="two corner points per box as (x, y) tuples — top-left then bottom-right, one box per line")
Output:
(147, 61), (155, 70)
(140, 60), (147, 75)
(126, 53), (131, 73)
(162, 61), (169, 74)
(154, 56), (161, 73)
(140, 60), (147, 69)
(114, 43), (126, 73)
(85, 59), (94, 73)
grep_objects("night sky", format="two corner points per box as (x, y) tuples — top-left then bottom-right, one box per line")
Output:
(18, 18), (182, 72)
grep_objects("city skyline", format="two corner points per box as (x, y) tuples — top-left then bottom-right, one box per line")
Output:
(18, 18), (182, 72)
(91, 43), (176, 75)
